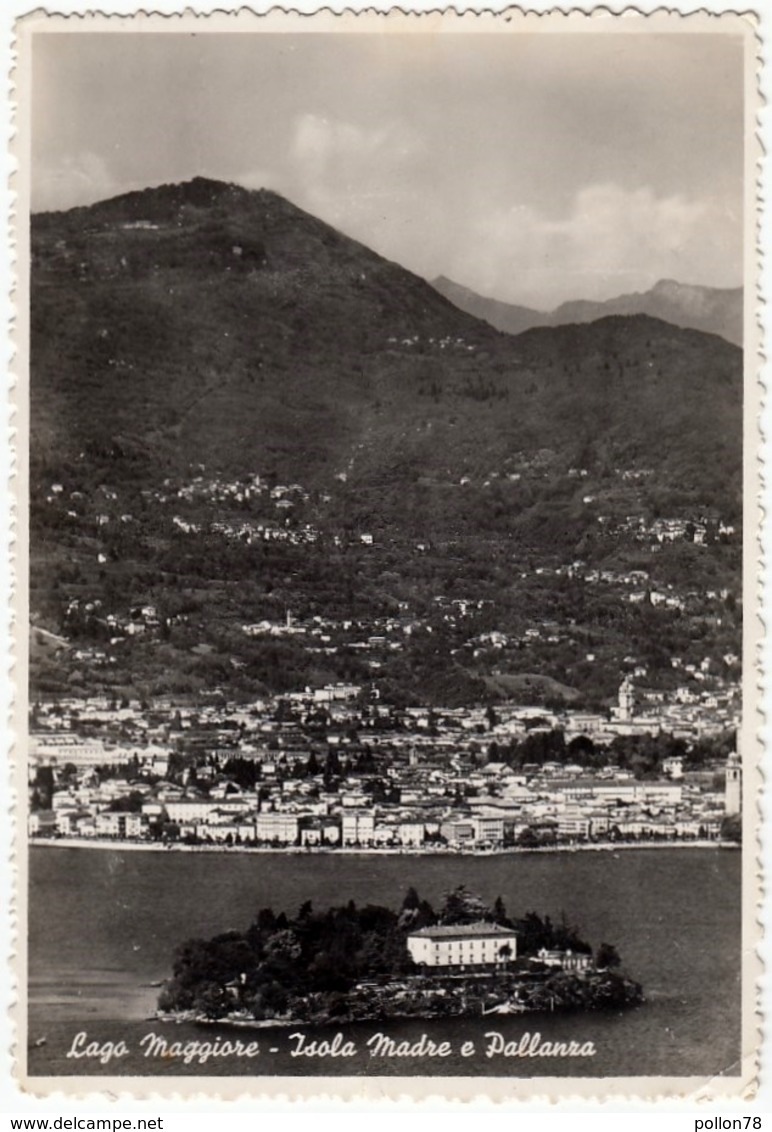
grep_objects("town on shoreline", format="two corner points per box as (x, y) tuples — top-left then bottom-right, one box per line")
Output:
(28, 676), (742, 852)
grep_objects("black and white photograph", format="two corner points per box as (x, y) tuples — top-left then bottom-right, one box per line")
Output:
(17, 10), (757, 1095)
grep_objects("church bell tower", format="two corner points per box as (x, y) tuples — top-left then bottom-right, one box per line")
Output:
(725, 746), (742, 816)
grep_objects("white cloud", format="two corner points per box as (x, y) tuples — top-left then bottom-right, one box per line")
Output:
(450, 183), (742, 309)
(284, 112), (424, 229)
(291, 112), (417, 180)
(261, 114), (742, 309)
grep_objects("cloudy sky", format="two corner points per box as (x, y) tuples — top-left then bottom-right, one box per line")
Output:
(31, 29), (745, 309)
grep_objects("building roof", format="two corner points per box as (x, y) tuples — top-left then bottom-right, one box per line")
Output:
(408, 921), (517, 940)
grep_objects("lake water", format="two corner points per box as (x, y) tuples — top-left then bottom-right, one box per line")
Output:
(27, 845), (741, 1078)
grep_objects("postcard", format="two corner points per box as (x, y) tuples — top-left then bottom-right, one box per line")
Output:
(11, 6), (761, 1100)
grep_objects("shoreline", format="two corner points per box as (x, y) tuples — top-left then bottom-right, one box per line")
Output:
(29, 836), (734, 855)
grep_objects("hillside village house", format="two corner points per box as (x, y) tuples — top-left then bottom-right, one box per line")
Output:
(407, 922), (517, 970)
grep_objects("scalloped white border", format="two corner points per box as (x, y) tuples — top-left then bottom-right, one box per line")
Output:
(2, 1), (767, 1110)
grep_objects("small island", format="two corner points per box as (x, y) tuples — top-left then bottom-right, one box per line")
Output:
(157, 886), (643, 1027)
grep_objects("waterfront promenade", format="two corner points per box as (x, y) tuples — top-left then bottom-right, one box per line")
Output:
(30, 836), (729, 855)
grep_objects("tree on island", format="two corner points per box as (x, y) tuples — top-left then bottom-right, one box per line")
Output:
(493, 895), (509, 925)
(401, 886), (421, 910)
(439, 885), (494, 925)
(193, 980), (231, 1021)
(399, 887), (435, 931)
(595, 942), (622, 970)
(497, 943), (514, 964)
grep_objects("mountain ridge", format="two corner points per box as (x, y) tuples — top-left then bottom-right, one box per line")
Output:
(432, 274), (743, 346)
(29, 178), (743, 704)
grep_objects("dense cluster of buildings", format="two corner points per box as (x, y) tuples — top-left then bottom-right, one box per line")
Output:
(41, 459), (740, 669)
(28, 678), (741, 850)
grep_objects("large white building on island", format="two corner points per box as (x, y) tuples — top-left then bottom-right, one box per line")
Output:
(407, 922), (517, 969)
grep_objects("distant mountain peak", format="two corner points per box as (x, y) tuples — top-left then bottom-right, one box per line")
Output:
(652, 277), (681, 293)
(434, 275), (742, 347)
